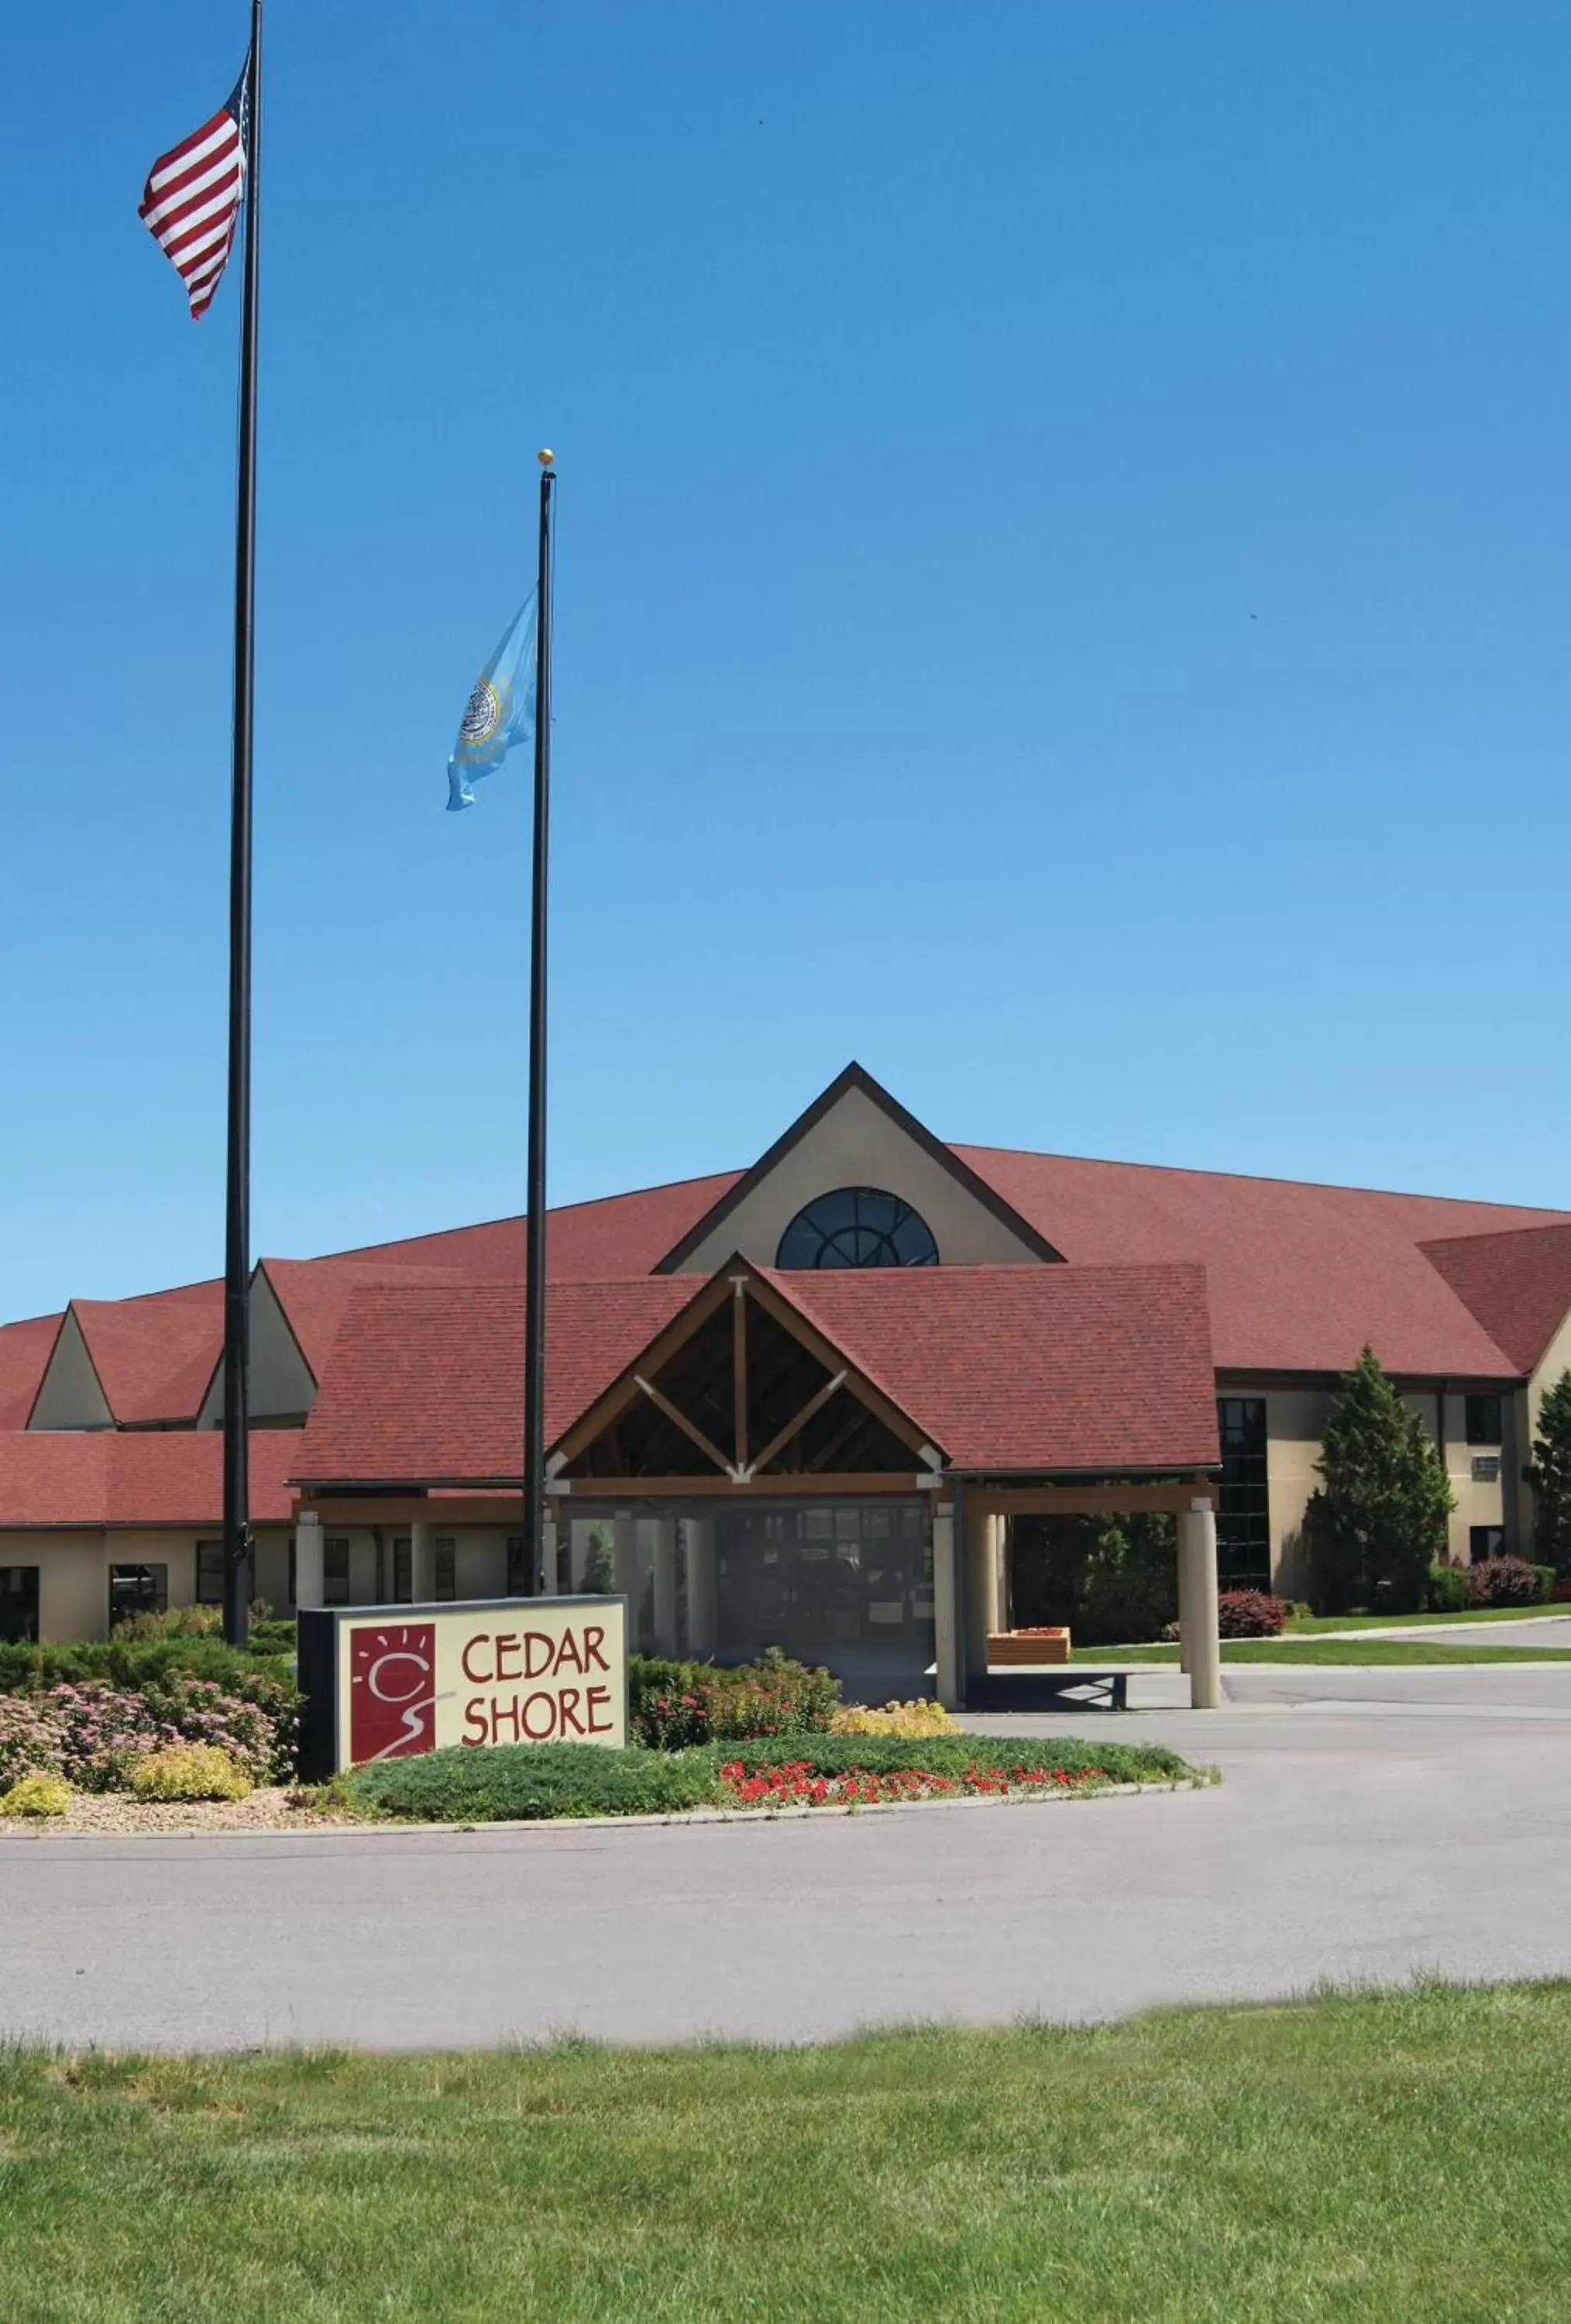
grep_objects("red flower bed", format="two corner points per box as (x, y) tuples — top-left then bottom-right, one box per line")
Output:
(718, 1758), (1109, 1807)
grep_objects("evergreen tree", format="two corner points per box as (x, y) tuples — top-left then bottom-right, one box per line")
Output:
(1306, 1345), (1454, 1613)
(1525, 1370), (1571, 1574)
(581, 1523), (617, 1594)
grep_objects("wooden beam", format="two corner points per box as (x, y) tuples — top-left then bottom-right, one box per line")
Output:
(740, 1273), (932, 1458)
(549, 1271), (734, 1465)
(733, 1277), (748, 1475)
(968, 1482), (1218, 1517)
(559, 1473), (933, 1499)
(634, 1375), (735, 1477)
(748, 1369), (848, 1478)
(804, 1404), (871, 1475)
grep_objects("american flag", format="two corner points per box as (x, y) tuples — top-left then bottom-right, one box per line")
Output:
(138, 60), (251, 321)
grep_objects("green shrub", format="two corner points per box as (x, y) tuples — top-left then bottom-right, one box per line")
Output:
(1009, 1513), (1177, 1645)
(1425, 1563), (1470, 1613)
(129, 1745), (252, 1802)
(246, 1616), (297, 1657)
(1216, 1590), (1288, 1638)
(0, 1772), (71, 1819)
(0, 1636), (291, 1696)
(347, 1742), (721, 1824)
(628, 1648), (841, 1748)
(1531, 1565), (1557, 1605)
(112, 1604), (225, 1642)
(717, 1734), (1191, 1787)
(345, 1731), (1194, 1824)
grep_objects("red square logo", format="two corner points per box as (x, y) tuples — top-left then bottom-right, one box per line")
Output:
(348, 1622), (438, 1765)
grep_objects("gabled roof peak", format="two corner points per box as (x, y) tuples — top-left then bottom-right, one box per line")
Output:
(652, 1061), (1064, 1273)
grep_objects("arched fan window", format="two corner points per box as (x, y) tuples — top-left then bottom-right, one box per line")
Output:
(775, 1187), (938, 1270)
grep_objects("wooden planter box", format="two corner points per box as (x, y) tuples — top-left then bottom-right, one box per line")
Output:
(988, 1627), (1071, 1666)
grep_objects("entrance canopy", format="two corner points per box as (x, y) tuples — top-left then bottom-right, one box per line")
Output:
(292, 1255), (1220, 1495)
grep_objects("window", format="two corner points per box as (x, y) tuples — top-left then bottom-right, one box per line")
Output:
(392, 1535), (412, 1603)
(323, 1536), (351, 1605)
(507, 1535), (527, 1593)
(109, 1564), (167, 1628)
(776, 1187), (938, 1270)
(195, 1540), (225, 1605)
(435, 1538), (457, 1601)
(0, 1567), (40, 1645)
(1216, 1398), (1270, 1591)
(1470, 1525), (1505, 1565)
(1466, 1395), (1504, 1446)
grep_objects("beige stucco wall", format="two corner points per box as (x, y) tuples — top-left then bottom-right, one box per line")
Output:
(198, 1271), (315, 1428)
(673, 1083), (1046, 1274)
(1252, 1387), (1333, 1598)
(28, 1314), (112, 1432)
(1225, 1381), (1509, 1597)
(1, 1525), (298, 1641)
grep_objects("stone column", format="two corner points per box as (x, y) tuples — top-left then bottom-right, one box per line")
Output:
(409, 1521), (435, 1606)
(991, 1515), (1008, 1633)
(685, 1518), (717, 1659)
(1179, 1498), (1222, 1710)
(931, 1501), (960, 1709)
(568, 1519), (593, 1592)
(648, 1518), (679, 1657)
(612, 1518), (638, 1605)
(539, 1514), (560, 1596)
(294, 1511), (324, 1611)
(963, 1497), (994, 1684)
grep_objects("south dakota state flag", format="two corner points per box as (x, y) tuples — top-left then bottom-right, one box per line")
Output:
(445, 592), (538, 811)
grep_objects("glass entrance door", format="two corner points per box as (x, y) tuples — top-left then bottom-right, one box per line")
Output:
(714, 1501), (933, 1694)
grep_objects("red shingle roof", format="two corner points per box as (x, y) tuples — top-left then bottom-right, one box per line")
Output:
(758, 1263), (1219, 1473)
(0, 1315), (62, 1430)
(325, 1174), (740, 1282)
(67, 1294), (224, 1425)
(955, 1146), (1561, 1377)
(295, 1278), (696, 1484)
(294, 1262), (1218, 1483)
(260, 1257), (474, 1380)
(1418, 1223), (1571, 1377)
(0, 1428), (296, 1528)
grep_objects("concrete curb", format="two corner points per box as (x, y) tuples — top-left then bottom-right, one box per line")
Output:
(0, 1773), (1214, 1843)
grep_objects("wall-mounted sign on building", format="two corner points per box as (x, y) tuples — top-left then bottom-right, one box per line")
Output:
(297, 1595), (627, 1779)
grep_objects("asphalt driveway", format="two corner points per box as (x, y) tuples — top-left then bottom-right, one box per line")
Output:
(2, 1661), (1569, 2051)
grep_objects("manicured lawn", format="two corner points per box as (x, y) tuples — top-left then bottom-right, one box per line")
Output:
(1074, 1638), (1571, 1666)
(3, 1984), (1570, 2320)
(1286, 1605), (1566, 1633)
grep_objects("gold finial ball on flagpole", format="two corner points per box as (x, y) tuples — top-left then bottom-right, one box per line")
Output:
(538, 447), (555, 466)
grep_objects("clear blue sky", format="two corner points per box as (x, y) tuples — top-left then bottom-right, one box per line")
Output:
(3, 0), (1569, 1320)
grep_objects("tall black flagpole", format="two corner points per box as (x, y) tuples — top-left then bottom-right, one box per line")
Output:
(222, 0), (263, 1648)
(521, 453), (555, 1594)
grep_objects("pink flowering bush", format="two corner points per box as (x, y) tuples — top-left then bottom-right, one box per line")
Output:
(40, 1676), (290, 1790)
(0, 1696), (68, 1789)
(139, 1674), (282, 1783)
(46, 1682), (170, 1790)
